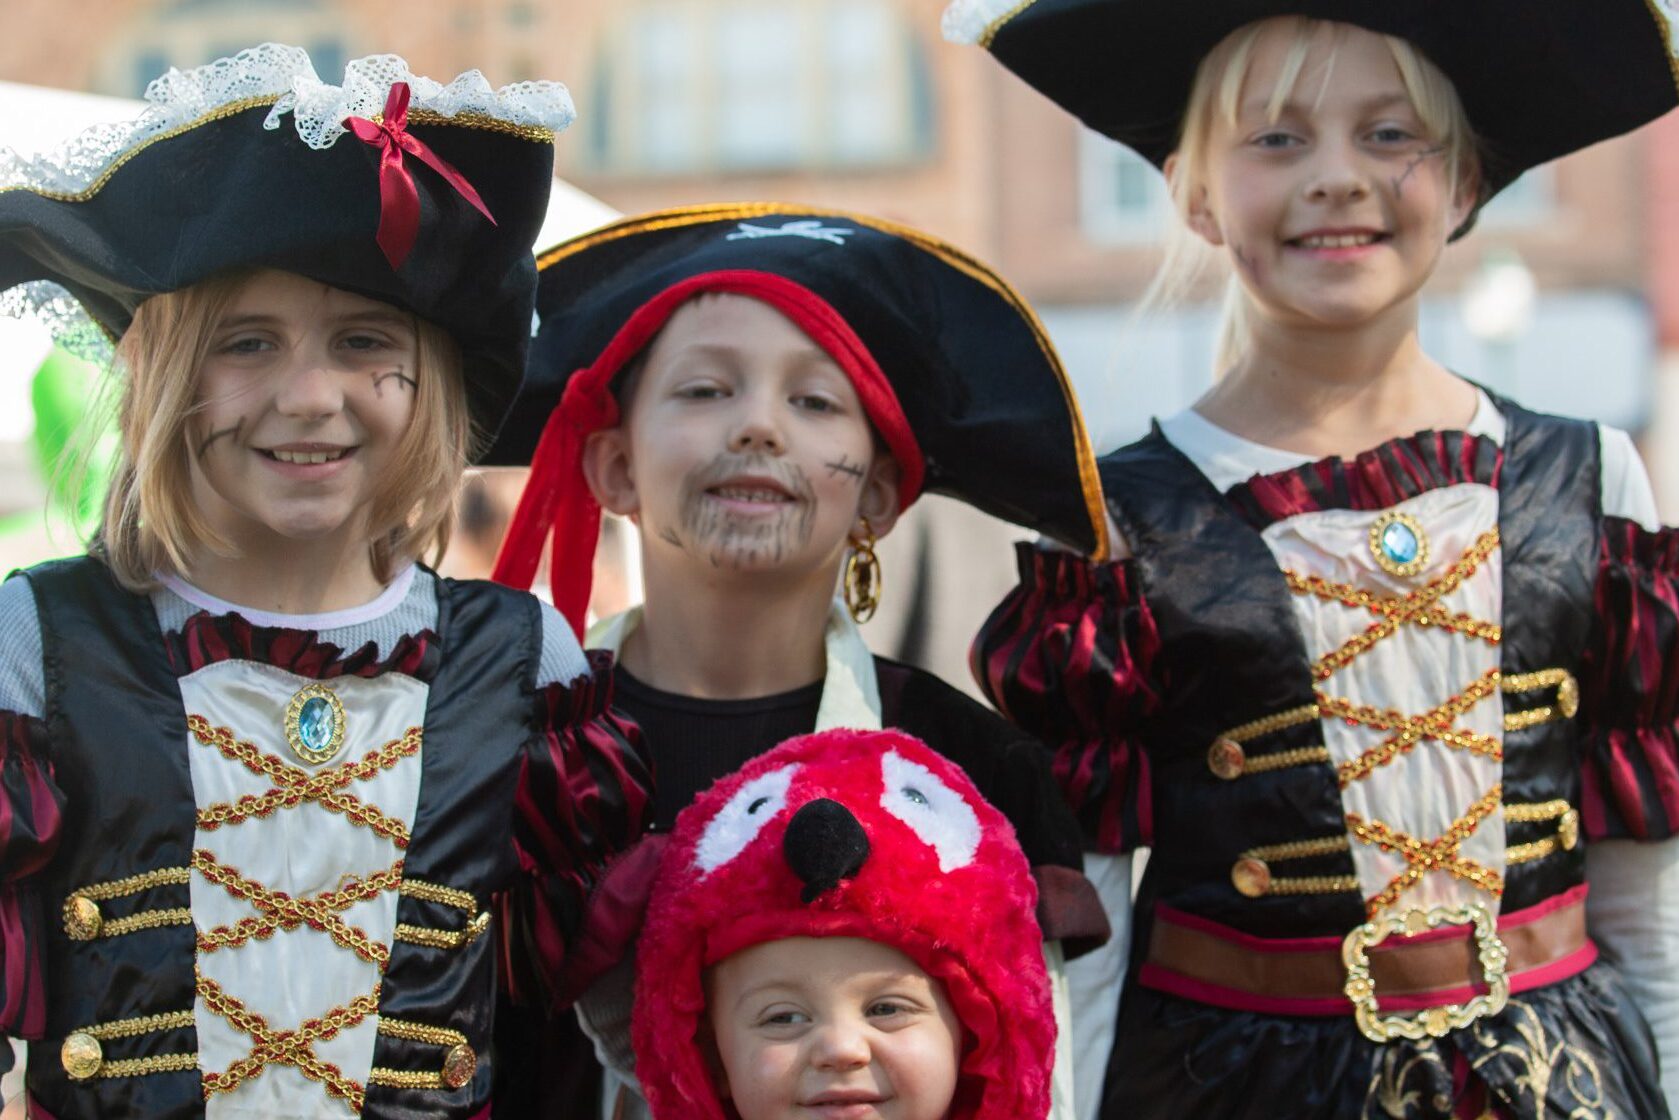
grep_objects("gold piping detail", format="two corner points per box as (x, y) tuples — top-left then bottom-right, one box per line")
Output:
(193, 849), (399, 966)
(0, 95), (282, 202)
(1243, 835), (1351, 863)
(75, 1010), (196, 1040)
(1643, 0), (1679, 96)
(1267, 875), (1361, 896)
(1241, 745), (1332, 775)
(978, 0), (1041, 49)
(197, 969), (377, 1110)
(100, 909), (194, 938)
(1211, 704), (1322, 748)
(377, 1018), (468, 1047)
(532, 202), (1109, 560)
(403, 107), (554, 143)
(1329, 670), (1504, 788)
(1503, 799), (1573, 824)
(1285, 572), (1501, 644)
(71, 866), (193, 901)
(368, 1067), (446, 1090)
(399, 879), (477, 912)
(394, 911), (490, 950)
(1506, 837), (1561, 865)
(1500, 668), (1579, 731)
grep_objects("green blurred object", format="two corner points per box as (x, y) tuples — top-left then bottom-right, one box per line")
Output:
(22, 344), (112, 536)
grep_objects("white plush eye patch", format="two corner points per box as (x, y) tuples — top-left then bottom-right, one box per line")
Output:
(694, 764), (799, 874)
(879, 751), (981, 872)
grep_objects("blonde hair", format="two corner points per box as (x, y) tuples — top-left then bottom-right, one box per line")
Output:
(1142, 17), (1479, 372)
(97, 270), (474, 589)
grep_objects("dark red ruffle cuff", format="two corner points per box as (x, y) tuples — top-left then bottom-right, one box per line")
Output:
(0, 710), (60, 1038)
(1581, 517), (1679, 840)
(972, 544), (1160, 854)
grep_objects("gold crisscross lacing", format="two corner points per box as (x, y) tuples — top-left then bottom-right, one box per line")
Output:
(1284, 528), (1508, 919)
(197, 969), (379, 1110)
(188, 714), (421, 845)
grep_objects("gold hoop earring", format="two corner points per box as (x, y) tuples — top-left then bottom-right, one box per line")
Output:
(844, 517), (881, 624)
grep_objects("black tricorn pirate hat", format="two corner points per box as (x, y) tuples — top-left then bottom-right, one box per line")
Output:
(0, 44), (572, 448)
(486, 203), (1108, 630)
(943, 0), (1679, 203)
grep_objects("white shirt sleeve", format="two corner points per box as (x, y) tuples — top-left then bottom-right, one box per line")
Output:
(1597, 424), (1660, 530)
(1586, 839), (1679, 1113)
(535, 598), (591, 687)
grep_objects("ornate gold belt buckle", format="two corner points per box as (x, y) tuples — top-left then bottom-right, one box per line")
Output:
(1342, 902), (1510, 1043)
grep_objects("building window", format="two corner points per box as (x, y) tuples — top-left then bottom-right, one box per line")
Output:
(589, 0), (932, 176)
(96, 0), (354, 98)
(1078, 130), (1173, 245)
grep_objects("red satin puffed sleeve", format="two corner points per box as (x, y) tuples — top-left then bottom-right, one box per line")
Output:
(971, 542), (1162, 855)
(1580, 517), (1679, 841)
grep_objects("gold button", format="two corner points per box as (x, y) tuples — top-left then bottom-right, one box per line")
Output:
(1559, 808), (1580, 851)
(1231, 857), (1271, 898)
(1207, 738), (1246, 781)
(62, 1032), (102, 1081)
(1556, 675), (1580, 720)
(464, 911), (490, 945)
(64, 896), (102, 941)
(441, 1042), (477, 1090)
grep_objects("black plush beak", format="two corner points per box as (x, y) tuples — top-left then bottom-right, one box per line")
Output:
(782, 798), (870, 904)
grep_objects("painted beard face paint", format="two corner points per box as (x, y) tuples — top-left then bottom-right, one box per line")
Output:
(618, 293), (884, 587)
(676, 450), (819, 571)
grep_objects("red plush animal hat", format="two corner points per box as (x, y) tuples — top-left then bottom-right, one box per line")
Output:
(632, 728), (1054, 1120)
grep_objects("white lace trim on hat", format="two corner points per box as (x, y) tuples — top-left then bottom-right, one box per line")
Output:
(0, 42), (574, 361)
(940, 0), (1038, 46)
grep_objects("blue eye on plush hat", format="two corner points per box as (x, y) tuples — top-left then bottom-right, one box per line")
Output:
(944, 0), (1679, 216)
(483, 203), (1109, 633)
(0, 43), (575, 448)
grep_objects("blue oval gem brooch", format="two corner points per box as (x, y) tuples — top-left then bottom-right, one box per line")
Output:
(285, 683), (347, 765)
(1368, 510), (1429, 578)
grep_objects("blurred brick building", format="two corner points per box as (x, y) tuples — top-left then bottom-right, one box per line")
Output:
(2, 0), (1673, 678)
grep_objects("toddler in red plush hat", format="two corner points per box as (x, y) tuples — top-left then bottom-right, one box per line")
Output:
(633, 728), (1056, 1120)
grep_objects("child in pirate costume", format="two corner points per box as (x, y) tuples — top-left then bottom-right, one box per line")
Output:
(947, 3), (1679, 1117)
(0, 45), (651, 1119)
(486, 204), (1111, 1118)
(633, 727), (1057, 1120)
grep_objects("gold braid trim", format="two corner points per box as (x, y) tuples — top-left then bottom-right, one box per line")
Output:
(1242, 835), (1351, 863)
(1284, 572), (1502, 645)
(403, 107), (554, 142)
(192, 849), (396, 966)
(76, 1010), (196, 1040)
(368, 1067), (446, 1090)
(1265, 875), (1361, 896)
(1306, 530), (1501, 682)
(1241, 746), (1333, 775)
(197, 970), (378, 1111)
(1504, 800), (1573, 824)
(399, 879), (477, 912)
(188, 714), (419, 847)
(1211, 704), (1322, 747)
(94, 1053), (200, 1079)
(73, 867), (193, 901)
(394, 912), (489, 950)
(378, 1018), (467, 1047)
(1350, 785), (1505, 917)
(1506, 837), (1561, 865)
(1330, 669), (1504, 788)
(100, 909), (194, 937)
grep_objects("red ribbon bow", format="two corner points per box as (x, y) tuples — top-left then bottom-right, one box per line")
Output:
(348, 81), (497, 270)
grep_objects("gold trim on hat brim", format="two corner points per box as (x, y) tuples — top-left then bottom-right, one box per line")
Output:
(535, 201), (1110, 561)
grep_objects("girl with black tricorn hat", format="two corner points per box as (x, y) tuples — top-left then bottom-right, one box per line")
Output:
(0, 44), (651, 1119)
(948, 2), (1679, 1117)
(486, 202), (1113, 1118)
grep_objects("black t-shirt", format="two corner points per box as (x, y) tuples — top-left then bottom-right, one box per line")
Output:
(615, 655), (1083, 874)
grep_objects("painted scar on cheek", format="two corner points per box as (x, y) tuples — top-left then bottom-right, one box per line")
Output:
(657, 526), (686, 552)
(1392, 147), (1446, 199)
(677, 452), (817, 570)
(825, 455), (866, 483)
(197, 417), (245, 459)
(1232, 245), (1259, 282)
(372, 366), (417, 397)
